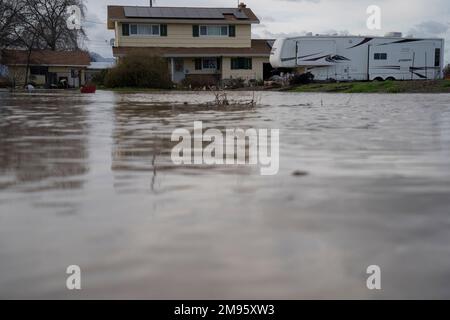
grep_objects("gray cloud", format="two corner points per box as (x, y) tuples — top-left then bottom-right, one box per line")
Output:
(409, 20), (449, 36)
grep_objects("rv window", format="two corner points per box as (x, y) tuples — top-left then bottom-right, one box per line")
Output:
(374, 53), (387, 60)
(435, 48), (441, 67)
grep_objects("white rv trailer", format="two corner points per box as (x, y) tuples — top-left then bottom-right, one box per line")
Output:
(270, 35), (445, 81)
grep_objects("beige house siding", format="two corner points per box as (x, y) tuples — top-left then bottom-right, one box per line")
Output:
(222, 57), (268, 81)
(117, 23), (251, 48)
(170, 56), (268, 82)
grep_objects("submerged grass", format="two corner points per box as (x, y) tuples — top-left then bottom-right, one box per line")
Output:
(290, 80), (450, 93)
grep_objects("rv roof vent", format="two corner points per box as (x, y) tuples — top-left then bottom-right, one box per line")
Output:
(306, 32), (313, 36)
(385, 32), (403, 38)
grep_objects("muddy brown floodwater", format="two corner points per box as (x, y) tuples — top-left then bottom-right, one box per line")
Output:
(0, 90), (450, 299)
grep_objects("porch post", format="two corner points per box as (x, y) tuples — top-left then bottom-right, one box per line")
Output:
(170, 58), (175, 83)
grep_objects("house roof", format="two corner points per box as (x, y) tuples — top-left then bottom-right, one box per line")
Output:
(112, 40), (272, 58)
(107, 5), (260, 29)
(1, 50), (91, 67)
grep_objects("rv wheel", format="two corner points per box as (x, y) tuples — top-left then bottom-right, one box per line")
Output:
(373, 77), (384, 82)
(386, 77), (396, 81)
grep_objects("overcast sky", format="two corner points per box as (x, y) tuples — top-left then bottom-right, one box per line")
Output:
(84, 0), (450, 63)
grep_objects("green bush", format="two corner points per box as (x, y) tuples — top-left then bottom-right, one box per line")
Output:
(104, 52), (172, 89)
(444, 65), (450, 79)
(91, 69), (108, 86)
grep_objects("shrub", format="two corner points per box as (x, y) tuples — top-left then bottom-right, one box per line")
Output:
(248, 79), (264, 87)
(290, 72), (314, 85)
(91, 69), (108, 86)
(444, 64), (450, 79)
(104, 52), (172, 89)
(182, 74), (220, 89)
(222, 78), (245, 89)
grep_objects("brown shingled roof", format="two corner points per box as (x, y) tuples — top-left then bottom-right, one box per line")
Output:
(112, 40), (271, 58)
(1, 50), (91, 67)
(107, 5), (260, 30)
(107, 5), (124, 29)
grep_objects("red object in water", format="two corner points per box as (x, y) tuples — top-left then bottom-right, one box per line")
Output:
(80, 85), (96, 94)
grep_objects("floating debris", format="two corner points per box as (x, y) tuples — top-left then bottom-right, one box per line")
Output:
(292, 170), (309, 177)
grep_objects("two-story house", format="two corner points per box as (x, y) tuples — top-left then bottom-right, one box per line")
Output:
(107, 3), (272, 86)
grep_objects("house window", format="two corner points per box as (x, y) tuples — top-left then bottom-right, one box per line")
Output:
(130, 24), (161, 36)
(374, 53), (387, 60)
(202, 58), (218, 69)
(30, 66), (48, 75)
(435, 48), (441, 67)
(194, 58), (219, 70)
(231, 58), (252, 70)
(200, 25), (229, 37)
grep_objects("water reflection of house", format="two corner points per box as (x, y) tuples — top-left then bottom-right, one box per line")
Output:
(0, 96), (89, 191)
(108, 3), (274, 86)
(1, 49), (90, 88)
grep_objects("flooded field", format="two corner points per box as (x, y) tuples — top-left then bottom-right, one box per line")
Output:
(0, 90), (450, 299)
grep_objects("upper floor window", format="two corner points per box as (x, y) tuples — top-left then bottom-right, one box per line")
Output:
(374, 53), (387, 60)
(193, 25), (235, 38)
(131, 24), (160, 36)
(122, 23), (167, 37)
(200, 25), (229, 37)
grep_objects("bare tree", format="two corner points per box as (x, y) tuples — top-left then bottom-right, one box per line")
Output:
(0, 0), (26, 48)
(18, 0), (87, 51)
(2, 0), (87, 51)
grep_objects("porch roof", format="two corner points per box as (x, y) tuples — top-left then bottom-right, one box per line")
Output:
(112, 40), (272, 58)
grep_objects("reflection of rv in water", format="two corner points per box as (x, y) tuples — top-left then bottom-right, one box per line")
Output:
(270, 33), (445, 81)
